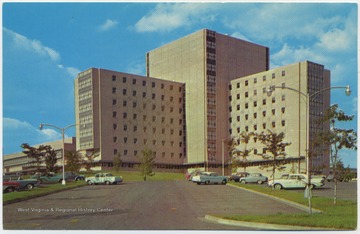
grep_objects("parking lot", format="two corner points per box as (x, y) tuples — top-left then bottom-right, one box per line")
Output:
(3, 180), (313, 230)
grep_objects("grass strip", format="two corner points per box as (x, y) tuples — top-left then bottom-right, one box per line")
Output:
(223, 182), (357, 230)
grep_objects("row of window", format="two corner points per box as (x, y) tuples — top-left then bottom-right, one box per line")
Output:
(113, 137), (183, 147)
(113, 149), (184, 158)
(111, 88), (183, 102)
(231, 107), (286, 123)
(231, 71), (286, 89)
(111, 75), (183, 92)
(233, 120), (286, 133)
(112, 124), (184, 136)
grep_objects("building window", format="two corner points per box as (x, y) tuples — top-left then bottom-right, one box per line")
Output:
(114, 149), (117, 155)
(143, 92), (146, 98)
(245, 80), (249, 86)
(282, 95), (286, 101)
(254, 89), (257, 96)
(123, 77), (127, 83)
(113, 137), (117, 142)
(132, 79), (136, 85)
(133, 90), (136, 96)
(245, 114), (249, 120)
(123, 101), (127, 107)
(263, 99), (266, 105)
(113, 99), (117, 105)
(282, 120), (286, 126)
(254, 113), (257, 119)
(112, 88), (116, 94)
(237, 116), (240, 121)
(133, 102), (137, 108)
(123, 89), (127, 95)
(152, 93), (156, 99)
(113, 124), (117, 130)
(237, 94), (240, 100)
(263, 75), (266, 81)
(282, 70), (286, 76)
(123, 125), (127, 131)
(254, 125), (257, 131)
(263, 111), (266, 117)
(282, 107), (285, 114)
(263, 123), (266, 129)
(272, 73), (275, 79)
(272, 121), (276, 128)
(152, 82), (156, 88)
(245, 103), (249, 109)
(254, 78), (257, 84)
(113, 111), (117, 117)
(123, 113), (127, 118)
(245, 126), (249, 132)
(253, 101), (257, 107)
(112, 75), (117, 81)
(161, 83), (165, 89)
(245, 92), (249, 98)
(237, 82), (240, 88)
(272, 109), (276, 115)
(143, 80), (146, 86)
(237, 105), (240, 111)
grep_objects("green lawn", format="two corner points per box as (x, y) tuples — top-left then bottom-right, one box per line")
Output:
(3, 171), (184, 205)
(223, 182), (357, 230)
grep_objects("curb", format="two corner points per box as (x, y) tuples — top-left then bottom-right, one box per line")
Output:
(204, 215), (336, 230)
(227, 183), (323, 213)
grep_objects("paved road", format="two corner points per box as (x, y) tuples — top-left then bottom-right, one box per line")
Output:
(3, 180), (306, 230)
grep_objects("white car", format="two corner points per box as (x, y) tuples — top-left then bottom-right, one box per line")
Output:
(268, 174), (325, 190)
(191, 172), (228, 185)
(85, 173), (123, 185)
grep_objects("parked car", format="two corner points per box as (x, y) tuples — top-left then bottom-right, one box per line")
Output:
(31, 173), (66, 184)
(3, 181), (20, 193)
(228, 172), (249, 182)
(239, 173), (268, 184)
(191, 172), (228, 185)
(64, 172), (85, 181)
(268, 174), (325, 190)
(3, 175), (38, 190)
(85, 173), (123, 185)
(185, 170), (203, 181)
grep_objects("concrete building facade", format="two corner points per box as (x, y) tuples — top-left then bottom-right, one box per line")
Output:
(3, 138), (76, 174)
(75, 68), (186, 170)
(229, 61), (330, 175)
(146, 29), (269, 169)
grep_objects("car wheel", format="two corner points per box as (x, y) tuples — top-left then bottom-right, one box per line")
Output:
(87, 180), (93, 185)
(196, 182), (201, 185)
(221, 179), (227, 185)
(257, 180), (263, 184)
(240, 180), (246, 184)
(205, 181), (210, 185)
(105, 181), (110, 185)
(274, 184), (282, 190)
(5, 187), (15, 193)
(26, 184), (34, 190)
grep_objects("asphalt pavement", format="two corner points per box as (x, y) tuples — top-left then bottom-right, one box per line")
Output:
(3, 180), (308, 230)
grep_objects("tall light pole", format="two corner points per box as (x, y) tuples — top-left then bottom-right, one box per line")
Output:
(39, 123), (77, 185)
(267, 84), (351, 214)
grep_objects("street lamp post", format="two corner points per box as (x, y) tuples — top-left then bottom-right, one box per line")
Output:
(267, 85), (351, 214)
(39, 123), (77, 185)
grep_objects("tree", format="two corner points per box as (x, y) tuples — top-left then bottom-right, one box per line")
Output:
(21, 143), (46, 173)
(138, 149), (156, 181)
(83, 151), (99, 172)
(65, 151), (82, 173)
(43, 145), (58, 173)
(230, 131), (254, 172)
(256, 130), (291, 184)
(113, 153), (122, 172)
(315, 104), (357, 204)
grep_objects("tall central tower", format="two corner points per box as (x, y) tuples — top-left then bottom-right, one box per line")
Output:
(146, 29), (269, 169)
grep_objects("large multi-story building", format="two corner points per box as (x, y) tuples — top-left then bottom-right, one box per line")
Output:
(146, 29), (269, 169)
(75, 68), (186, 170)
(229, 61), (330, 174)
(73, 29), (330, 175)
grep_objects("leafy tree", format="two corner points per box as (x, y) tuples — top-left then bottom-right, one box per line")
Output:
(21, 143), (46, 173)
(230, 131), (254, 172)
(43, 145), (58, 173)
(65, 151), (82, 173)
(256, 130), (291, 184)
(83, 151), (99, 172)
(315, 104), (357, 204)
(138, 149), (156, 181)
(113, 153), (122, 172)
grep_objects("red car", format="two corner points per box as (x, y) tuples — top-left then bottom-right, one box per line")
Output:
(3, 181), (20, 193)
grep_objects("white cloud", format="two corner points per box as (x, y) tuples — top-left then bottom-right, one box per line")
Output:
(3, 118), (63, 154)
(98, 19), (118, 32)
(135, 3), (215, 33)
(4, 28), (60, 62)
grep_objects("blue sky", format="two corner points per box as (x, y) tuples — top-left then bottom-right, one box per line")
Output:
(2, 2), (358, 168)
